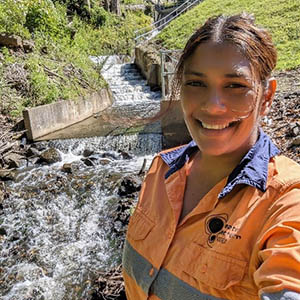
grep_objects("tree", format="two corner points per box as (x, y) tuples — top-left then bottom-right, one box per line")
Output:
(104, 0), (120, 16)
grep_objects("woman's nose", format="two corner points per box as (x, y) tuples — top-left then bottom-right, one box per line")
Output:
(201, 90), (228, 114)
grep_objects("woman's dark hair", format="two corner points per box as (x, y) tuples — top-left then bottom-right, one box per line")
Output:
(170, 12), (277, 101)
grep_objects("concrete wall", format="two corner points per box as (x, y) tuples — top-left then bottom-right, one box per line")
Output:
(135, 44), (162, 89)
(134, 44), (175, 93)
(135, 45), (191, 148)
(160, 99), (191, 149)
(23, 89), (113, 141)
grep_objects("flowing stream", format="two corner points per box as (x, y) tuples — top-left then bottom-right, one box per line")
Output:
(0, 56), (162, 300)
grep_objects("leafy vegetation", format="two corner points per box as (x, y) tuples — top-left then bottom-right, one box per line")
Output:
(0, 0), (151, 118)
(157, 0), (300, 70)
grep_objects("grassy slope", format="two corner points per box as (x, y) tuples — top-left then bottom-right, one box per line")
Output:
(157, 0), (300, 70)
(0, 0), (152, 118)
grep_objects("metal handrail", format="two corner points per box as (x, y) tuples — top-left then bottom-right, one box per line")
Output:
(135, 0), (198, 37)
(135, 0), (202, 44)
(134, 1), (185, 36)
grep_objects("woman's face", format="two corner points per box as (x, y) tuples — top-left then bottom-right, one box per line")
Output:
(180, 41), (275, 158)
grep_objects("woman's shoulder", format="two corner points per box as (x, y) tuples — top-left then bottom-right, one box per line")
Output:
(268, 154), (300, 190)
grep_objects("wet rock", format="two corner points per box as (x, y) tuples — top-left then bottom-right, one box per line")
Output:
(39, 148), (62, 164)
(83, 149), (94, 157)
(0, 227), (7, 236)
(11, 235), (20, 241)
(62, 163), (73, 174)
(99, 158), (111, 165)
(89, 154), (101, 161)
(118, 175), (142, 197)
(118, 149), (132, 159)
(101, 152), (118, 160)
(82, 158), (95, 167)
(26, 146), (40, 157)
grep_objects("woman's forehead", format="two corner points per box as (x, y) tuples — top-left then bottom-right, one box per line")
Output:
(183, 41), (254, 79)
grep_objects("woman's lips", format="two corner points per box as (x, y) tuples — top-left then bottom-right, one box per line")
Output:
(195, 119), (239, 135)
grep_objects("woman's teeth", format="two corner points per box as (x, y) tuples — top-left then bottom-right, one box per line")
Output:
(200, 121), (232, 130)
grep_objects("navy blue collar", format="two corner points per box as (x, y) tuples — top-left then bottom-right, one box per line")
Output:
(160, 129), (280, 199)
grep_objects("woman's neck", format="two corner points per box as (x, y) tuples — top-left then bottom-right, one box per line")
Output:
(189, 146), (250, 183)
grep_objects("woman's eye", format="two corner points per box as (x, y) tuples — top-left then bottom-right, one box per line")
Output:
(186, 81), (206, 87)
(226, 83), (247, 89)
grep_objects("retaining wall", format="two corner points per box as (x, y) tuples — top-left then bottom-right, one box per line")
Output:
(23, 89), (113, 141)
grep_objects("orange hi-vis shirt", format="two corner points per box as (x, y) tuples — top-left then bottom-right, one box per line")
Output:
(122, 129), (300, 300)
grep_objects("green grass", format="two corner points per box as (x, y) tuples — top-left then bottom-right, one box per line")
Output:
(0, 0), (152, 118)
(157, 0), (300, 70)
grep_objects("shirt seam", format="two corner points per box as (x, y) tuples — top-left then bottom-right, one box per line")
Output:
(269, 177), (300, 193)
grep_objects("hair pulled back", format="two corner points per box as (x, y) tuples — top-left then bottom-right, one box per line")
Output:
(170, 12), (277, 100)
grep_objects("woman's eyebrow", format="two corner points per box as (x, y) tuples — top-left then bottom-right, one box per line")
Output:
(183, 70), (206, 77)
(224, 72), (249, 79)
(183, 70), (251, 79)
(225, 68), (252, 80)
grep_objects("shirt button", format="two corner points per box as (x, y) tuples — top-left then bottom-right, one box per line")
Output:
(149, 267), (154, 277)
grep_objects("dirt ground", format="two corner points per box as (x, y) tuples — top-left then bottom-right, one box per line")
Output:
(260, 67), (300, 164)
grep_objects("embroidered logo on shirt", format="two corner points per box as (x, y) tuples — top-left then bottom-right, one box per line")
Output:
(205, 214), (242, 247)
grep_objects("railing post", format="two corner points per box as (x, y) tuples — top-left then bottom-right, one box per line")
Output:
(160, 50), (166, 100)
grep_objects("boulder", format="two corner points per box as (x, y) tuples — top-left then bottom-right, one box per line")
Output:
(117, 175), (142, 197)
(99, 158), (111, 165)
(83, 149), (94, 157)
(22, 39), (35, 52)
(82, 158), (94, 167)
(0, 169), (17, 181)
(291, 137), (300, 147)
(0, 33), (22, 48)
(62, 163), (73, 174)
(39, 148), (62, 164)
(287, 122), (300, 137)
(3, 153), (26, 169)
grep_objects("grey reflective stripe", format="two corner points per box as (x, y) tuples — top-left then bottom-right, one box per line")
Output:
(261, 290), (300, 300)
(122, 239), (159, 294)
(151, 268), (228, 300)
(123, 239), (227, 300)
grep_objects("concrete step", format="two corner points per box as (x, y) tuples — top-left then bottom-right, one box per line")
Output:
(108, 79), (148, 86)
(104, 73), (144, 81)
(114, 93), (161, 102)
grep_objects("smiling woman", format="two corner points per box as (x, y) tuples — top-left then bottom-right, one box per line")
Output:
(122, 13), (300, 300)
(179, 41), (276, 159)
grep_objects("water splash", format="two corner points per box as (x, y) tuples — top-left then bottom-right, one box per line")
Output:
(0, 56), (162, 299)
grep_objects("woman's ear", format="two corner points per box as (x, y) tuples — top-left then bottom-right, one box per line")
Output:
(260, 78), (277, 116)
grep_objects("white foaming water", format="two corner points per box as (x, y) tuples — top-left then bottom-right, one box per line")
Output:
(1, 147), (157, 299)
(0, 57), (163, 299)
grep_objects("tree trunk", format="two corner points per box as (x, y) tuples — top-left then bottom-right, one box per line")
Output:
(104, 0), (111, 11)
(111, 0), (121, 15)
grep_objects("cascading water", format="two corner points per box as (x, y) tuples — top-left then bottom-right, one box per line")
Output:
(0, 56), (162, 299)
